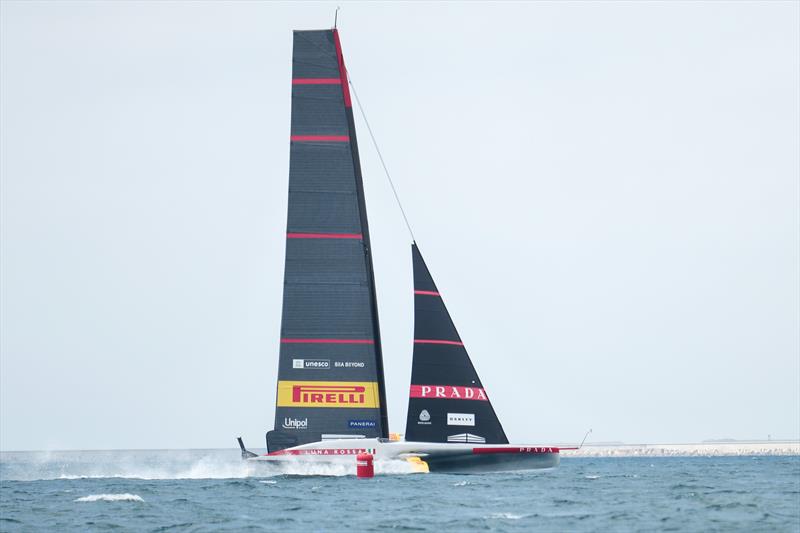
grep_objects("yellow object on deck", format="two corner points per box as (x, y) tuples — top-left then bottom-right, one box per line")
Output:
(405, 456), (429, 473)
(389, 433), (401, 441)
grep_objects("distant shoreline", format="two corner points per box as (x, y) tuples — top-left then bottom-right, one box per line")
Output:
(561, 441), (800, 457)
(1, 441), (798, 456)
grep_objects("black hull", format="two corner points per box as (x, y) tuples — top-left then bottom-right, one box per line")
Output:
(425, 451), (559, 473)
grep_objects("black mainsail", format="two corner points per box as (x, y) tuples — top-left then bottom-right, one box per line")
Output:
(404, 244), (509, 445)
(267, 29), (388, 453)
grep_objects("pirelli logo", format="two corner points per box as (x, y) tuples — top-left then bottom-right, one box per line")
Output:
(277, 381), (380, 408)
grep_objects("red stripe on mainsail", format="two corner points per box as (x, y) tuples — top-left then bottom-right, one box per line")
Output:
(414, 290), (441, 296)
(292, 78), (341, 85)
(332, 29), (352, 108)
(414, 339), (464, 346)
(280, 338), (374, 344)
(290, 135), (349, 142)
(286, 233), (362, 239)
(471, 447), (560, 455)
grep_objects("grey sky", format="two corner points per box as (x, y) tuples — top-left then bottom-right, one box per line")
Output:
(1, 1), (798, 451)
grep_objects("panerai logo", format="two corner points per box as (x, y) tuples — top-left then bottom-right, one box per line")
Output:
(348, 420), (377, 429)
(282, 417), (308, 430)
(417, 409), (432, 425)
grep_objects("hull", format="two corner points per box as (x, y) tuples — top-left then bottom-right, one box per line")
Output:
(247, 438), (560, 474)
(423, 448), (559, 473)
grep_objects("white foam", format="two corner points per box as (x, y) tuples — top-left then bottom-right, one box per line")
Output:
(488, 512), (524, 520)
(0, 450), (425, 480)
(75, 493), (144, 502)
(248, 458), (421, 477)
(1, 450), (259, 481)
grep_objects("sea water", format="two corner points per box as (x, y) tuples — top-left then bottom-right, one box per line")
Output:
(1, 450), (798, 531)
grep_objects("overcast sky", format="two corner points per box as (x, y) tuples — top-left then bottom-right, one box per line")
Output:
(1, 1), (798, 451)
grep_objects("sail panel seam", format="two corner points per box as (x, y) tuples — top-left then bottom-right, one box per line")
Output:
(290, 135), (349, 142)
(287, 232), (362, 239)
(289, 189), (356, 195)
(293, 78), (341, 84)
(283, 278), (367, 284)
(281, 338), (374, 344)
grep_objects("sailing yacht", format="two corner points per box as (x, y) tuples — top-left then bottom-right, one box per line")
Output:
(238, 28), (569, 473)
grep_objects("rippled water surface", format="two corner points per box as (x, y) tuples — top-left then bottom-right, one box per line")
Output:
(1, 450), (798, 531)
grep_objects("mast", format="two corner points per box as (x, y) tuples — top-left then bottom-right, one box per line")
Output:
(333, 30), (390, 438)
(267, 29), (388, 453)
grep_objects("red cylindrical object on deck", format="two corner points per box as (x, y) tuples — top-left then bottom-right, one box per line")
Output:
(356, 452), (374, 478)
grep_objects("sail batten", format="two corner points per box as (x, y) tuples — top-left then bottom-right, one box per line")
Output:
(268, 29), (388, 453)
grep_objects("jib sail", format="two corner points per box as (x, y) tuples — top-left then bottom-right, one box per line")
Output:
(404, 244), (508, 444)
(267, 29), (388, 453)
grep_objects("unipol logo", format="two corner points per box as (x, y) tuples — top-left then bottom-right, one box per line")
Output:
(282, 417), (308, 430)
(276, 381), (379, 408)
(409, 385), (488, 401)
